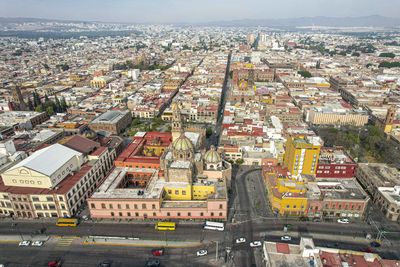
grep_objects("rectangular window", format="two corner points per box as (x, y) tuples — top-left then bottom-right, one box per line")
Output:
(117, 204), (121, 209)
(142, 204), (147, 209)
(101, 203), (106, 209)
(32, 197), (39, 202)
(219, 204), (223, 209)
(91, 203), (96, 209)
(175, 190), (179, 195)
(119, 212), (123, 217)
(134, 204), (138, 209)
(152, 204), (156, 209)
(182, 190), (186, 195)
(127, 212), (131, 216)
(110, 212), (114, 217)
(109, 204), (113, 209)
(126, 204), (130, 209)
(135, 212), (139, 217)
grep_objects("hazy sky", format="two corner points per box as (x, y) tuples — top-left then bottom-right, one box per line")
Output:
(1, 0), (400, 23)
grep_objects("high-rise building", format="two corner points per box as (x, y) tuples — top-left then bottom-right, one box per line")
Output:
(283, 135), (322, 176)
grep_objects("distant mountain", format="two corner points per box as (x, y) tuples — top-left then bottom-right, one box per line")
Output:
(201, 15), (400, 28)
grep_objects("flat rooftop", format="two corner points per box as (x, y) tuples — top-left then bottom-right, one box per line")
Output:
(91, 167), (163, 199)
(91, 110), (129, 124)
(357, 163), (399, 187)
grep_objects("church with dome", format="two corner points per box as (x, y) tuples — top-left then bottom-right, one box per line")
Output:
(160, 102), (232, 200)
(88, 103), (232, 221)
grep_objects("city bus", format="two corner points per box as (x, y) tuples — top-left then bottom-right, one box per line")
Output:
(56, 218), (79, 227)
(155, 222), (176, 231)
(203, 221), (224, 231)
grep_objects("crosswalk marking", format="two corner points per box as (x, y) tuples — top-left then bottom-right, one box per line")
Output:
(56, 237), (75, 247)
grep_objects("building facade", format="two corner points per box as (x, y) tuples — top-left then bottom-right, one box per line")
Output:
(283, 135), (322, 176)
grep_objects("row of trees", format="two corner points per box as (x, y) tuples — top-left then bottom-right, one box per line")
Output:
(316, 125), (400, 166)
(379, 61), (400, 68)
(27, 91), (68, 116)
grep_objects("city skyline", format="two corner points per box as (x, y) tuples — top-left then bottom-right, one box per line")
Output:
(1, 0), (400, 23)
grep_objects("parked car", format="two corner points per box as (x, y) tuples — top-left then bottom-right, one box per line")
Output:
(32, 240), (44, 247)
(97, 260), (112, 267)
(235, 237), (246, 244)
(151, 248), (165, 256)
(145, 259), (160, 267)
(18, 240), (31, 247)
(196, 249), (208, 257)
(249, 241), (262, 247)
(281, 236), (291, 241)
(337, 218), (350, 224)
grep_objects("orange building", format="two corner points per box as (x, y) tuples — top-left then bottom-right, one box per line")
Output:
(115, 132), (172, 169)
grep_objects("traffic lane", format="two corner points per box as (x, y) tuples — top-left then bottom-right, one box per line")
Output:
(0, 222), (223, 241)
(0, 242), (209, 267)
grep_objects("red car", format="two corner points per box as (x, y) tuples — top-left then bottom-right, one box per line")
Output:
(48, 260), (62, 267)
(151, 248), (165, 256)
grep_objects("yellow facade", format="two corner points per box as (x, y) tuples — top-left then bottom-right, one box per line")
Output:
(163, 183), (215, 201)
(283, 136), (321, 176)
(143, 145), (166, 157)
(265, 169), (308, 216)
(164, 184), (192, 200)
(192, 184), (215, 200)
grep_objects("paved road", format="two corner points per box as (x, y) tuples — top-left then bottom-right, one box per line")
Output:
(0, 241), (218, 267)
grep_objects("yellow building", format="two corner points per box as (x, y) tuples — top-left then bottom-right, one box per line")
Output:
(264, 167), (308, 216)
(283, 136), (322, 176)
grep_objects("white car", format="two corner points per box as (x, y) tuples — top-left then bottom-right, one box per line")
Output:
(196, 249), (208, 257)
(337, 218), (350, 224)
(249, 241), (262, 247)
(281, 236), (291, 241)
(235, 237), (246, 244)
(18, 240), (31, 247)
(32, 240), (44, 247)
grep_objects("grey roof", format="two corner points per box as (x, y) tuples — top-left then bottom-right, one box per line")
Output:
(8, 144), (82, 176)
(92, 110), (129, 124)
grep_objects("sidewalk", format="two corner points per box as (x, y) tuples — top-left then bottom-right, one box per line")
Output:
(83, 236), (201, 248)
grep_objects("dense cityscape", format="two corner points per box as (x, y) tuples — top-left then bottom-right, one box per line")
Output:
(0, 8), (400, 267)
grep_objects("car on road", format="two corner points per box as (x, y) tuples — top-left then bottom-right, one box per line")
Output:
(97, 260), (112, 267)
(18, 240), (31, 246)
(281, 236), (291, 241)
(196, 249), (208, 257)
(151, 248), (165, 256)
(235, 237), (246, 244)
(47, 260), (62, 267)
(370, 241), (381, 248)
(361, 247), (375, 253)
(337, 218), (350, 224)
(145, 259), (161, 267)
(32, 240), (44, 247)
(249, 241), (262, 247)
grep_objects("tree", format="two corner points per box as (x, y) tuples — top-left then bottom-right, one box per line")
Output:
(298, 70), (312, 78)
(54, 95), (61, 113)
(46, 106), (54, 116)
(35, 104), (44, 113)
(235, 158), (244, 165)
(27, 97), (34, 111)
(206, 127), (213, 138)
(33, 91), (41, 108)
(44, 94), (50, 103)
(379, 52), (396, 59)
(60, 96), (68, 112)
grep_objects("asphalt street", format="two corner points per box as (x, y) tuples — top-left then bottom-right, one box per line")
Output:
(1, 166), (400, 266)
